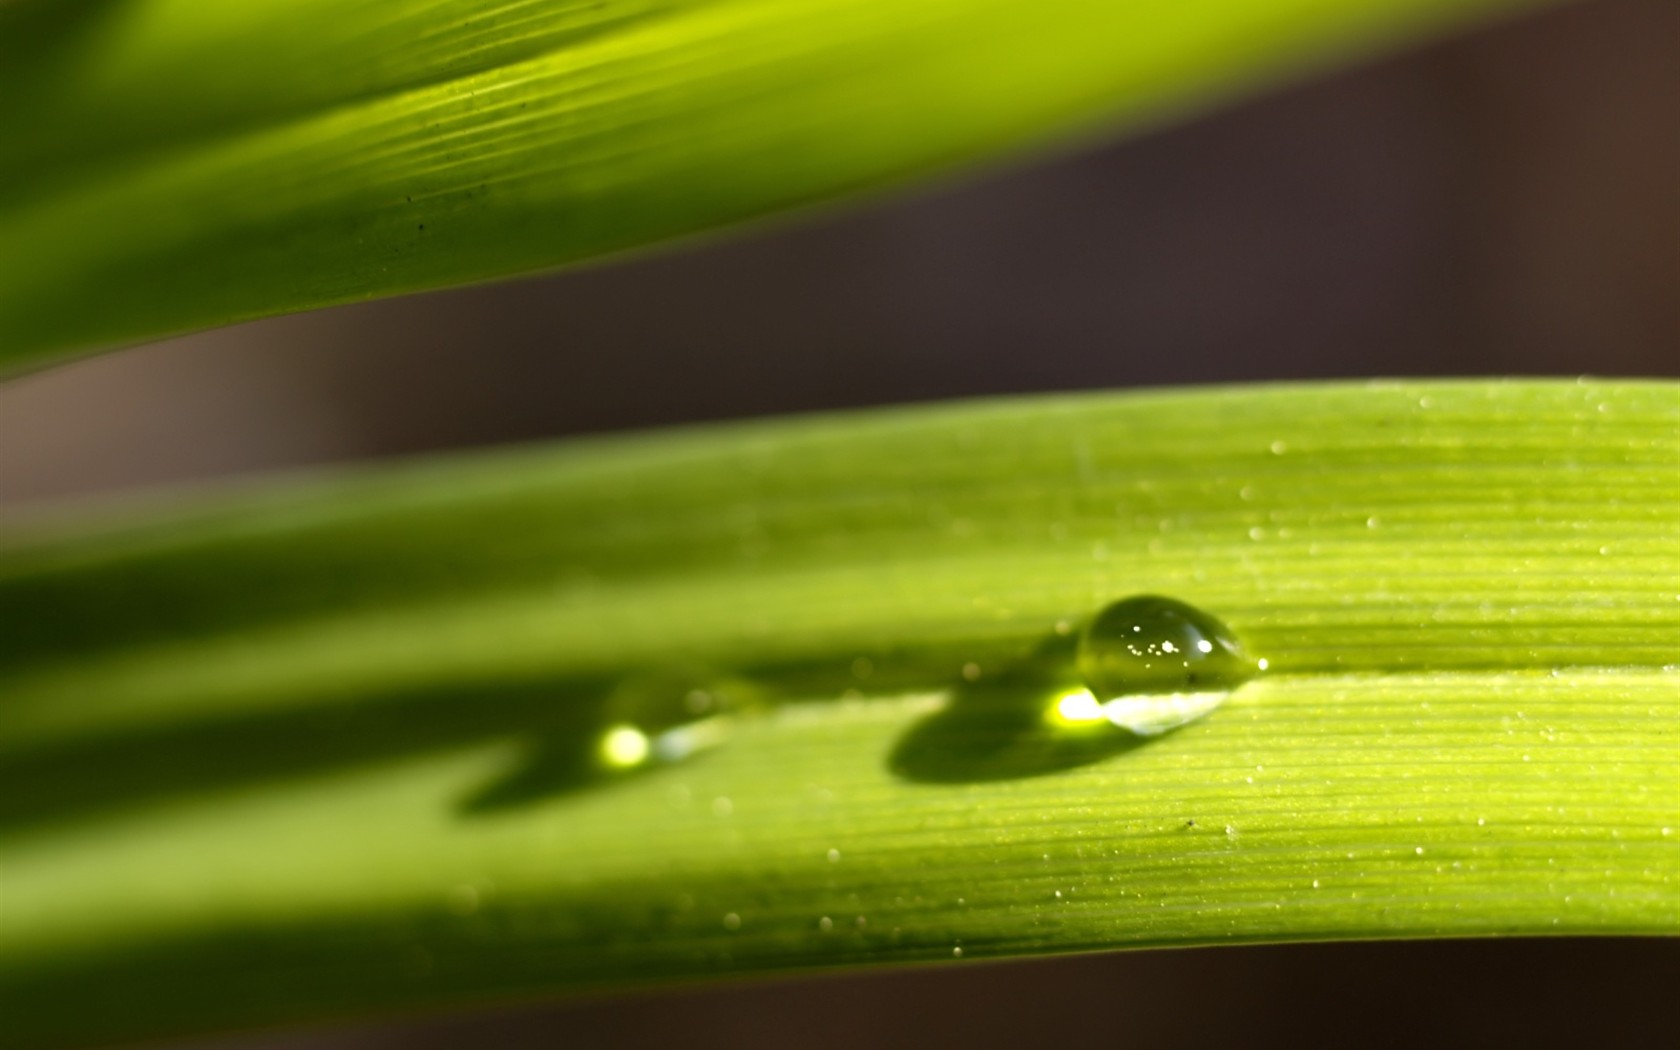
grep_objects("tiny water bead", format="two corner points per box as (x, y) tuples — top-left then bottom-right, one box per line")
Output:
(1071, 595), (1262, 736)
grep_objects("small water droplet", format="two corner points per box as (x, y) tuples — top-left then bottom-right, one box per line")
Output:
(722, 912), (741, 930)
(593, 669), (760, 773)
(952, 947), (964, 958)
(461, 668), (760, 814)
(961, 662), (982, 682)
(1075, 595), (1261, 735)
(818, 916), (833, 933)
(827, 848), (841, 863)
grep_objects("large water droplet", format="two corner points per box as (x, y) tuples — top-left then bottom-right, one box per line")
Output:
(1074, 595), (1259, 735)
(891, 599), (1261, 783)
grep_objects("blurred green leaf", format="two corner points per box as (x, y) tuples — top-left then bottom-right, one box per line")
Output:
(0, 0), (1550, 369)
(2, 380), (1676, 1047)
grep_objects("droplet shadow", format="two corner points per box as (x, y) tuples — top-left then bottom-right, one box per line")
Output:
(0, 674), (614, 841)
(889, 630), (1151, 783)
(458, 732), (603, 815)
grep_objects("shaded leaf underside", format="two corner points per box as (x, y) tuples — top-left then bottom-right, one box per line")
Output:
(0, 0), (1549, 369)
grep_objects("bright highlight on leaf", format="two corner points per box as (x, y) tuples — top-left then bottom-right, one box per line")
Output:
(1, 381), (1676, 1048)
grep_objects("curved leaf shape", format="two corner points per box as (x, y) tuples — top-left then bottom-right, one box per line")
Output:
(1, 380), (1677, 1047)
(0, 0), (1549, 369)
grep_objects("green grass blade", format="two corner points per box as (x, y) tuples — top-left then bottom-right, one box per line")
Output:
(2, 379), (1677, 1048)
(0, 0), (1550, 369)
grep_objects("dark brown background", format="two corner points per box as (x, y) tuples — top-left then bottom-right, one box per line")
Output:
(4, 0), (1677, 1045)
(208, 938), (1680, 1049)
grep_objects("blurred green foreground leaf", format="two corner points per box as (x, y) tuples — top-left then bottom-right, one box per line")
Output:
(1, 381), (1676, 1047)
(0, 0), (1549, 369)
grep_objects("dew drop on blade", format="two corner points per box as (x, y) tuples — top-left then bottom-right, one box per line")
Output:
(1074, 594), (1260, 735)
(594, 668), (758, 772)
